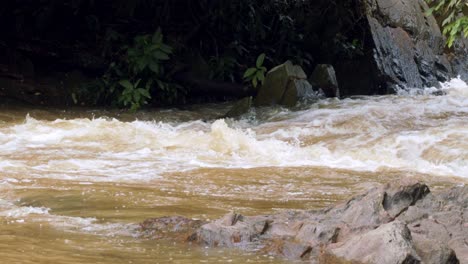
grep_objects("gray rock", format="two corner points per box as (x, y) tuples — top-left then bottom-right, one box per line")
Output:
(412, 235), (459, 264)
(144, 182), (467, 263)
(223, 97), (252, 119)
(323, 221), (421, 264)
(363, 0), (453, 91)
(309, 64), (340, 98)
(196, 213), (268, 247)
(254, 61), (313, 107)
(398, 185), (467, 263)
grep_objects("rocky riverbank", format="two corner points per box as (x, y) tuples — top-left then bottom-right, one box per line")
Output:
(141, 180), (467, 263)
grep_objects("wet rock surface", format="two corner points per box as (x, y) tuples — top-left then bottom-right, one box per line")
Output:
(309, 64), (340, 98)
(255, 61), (314, 107)
(363, 0), (452, 91)
(223, 96), (253, 119)
(139, 216), (206, 242)
(143, 181), (467, 263)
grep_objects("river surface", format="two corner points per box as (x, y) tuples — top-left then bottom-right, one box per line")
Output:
(0, 78), (467, 263)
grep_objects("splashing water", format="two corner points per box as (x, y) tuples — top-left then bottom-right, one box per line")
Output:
(0, 78), (467, 263)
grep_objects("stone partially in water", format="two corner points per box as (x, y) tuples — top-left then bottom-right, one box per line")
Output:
(309, 64), (340, 98)
(254, 61), (313, 107)
(152, 181), (466, 263)
(223, 97), (252, 119)
(139, 216), (206, 242)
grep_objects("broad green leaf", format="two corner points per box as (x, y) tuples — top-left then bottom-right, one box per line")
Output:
(156, 80), (165, 90)
(134, 91), (141, 103)
(243, 68), (257, 78)
(160, 44), (173, 54)
(138, 88), (151, 99)
(119, 80), (133, 90)
(149, 62), (160, 73)
(256, 71), (265, 82)
(134, 79), (141, 88)
(256, 53), (266, 68)
(426, 7), (435, 16)
(122, 87), (132, 95)
(153, 50), (170, 60)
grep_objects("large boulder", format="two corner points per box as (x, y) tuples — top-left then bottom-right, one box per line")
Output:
(254, 61), (314, 107)
(309, 64), (340, 98)
(362, 0), (454, 91)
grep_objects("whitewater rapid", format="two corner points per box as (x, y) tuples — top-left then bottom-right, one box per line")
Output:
(1, 78), (467, 180)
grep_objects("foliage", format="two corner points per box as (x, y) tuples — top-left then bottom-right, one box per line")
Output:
(2, 0), (368, 107)
(426, 0), (468, 47)
(108, 29), (184, 110)
(208, 54), (238, 82)
(117, 79), (151, 111)
(243, 54), (267, 88)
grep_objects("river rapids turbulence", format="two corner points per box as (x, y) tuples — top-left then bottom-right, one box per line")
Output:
(0, 78), (467, 263)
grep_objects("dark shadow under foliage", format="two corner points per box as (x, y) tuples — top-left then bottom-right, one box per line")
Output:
(0, 0), (371, 108)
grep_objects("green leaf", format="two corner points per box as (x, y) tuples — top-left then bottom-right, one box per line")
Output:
(133, 91), (141, 103)
(425, 7), (435, 16)
(256, 53), (266, 68)
(256, 71), (265, 82)
(156, 80), (165, 89)
(122, 87), (132, 95)
(243, 68), (257, 78)
(149, 62), (160, 74)
(138, 88), (151, 99)
(134, 79), (142, 88)
(152, 29), (163, 44)
(119, 80), (133, 90)
(153, 50), (170, 60)
(160, 44), (173, 54)
(252, 77), (258, 88)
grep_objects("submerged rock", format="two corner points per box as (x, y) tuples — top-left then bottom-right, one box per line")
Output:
(254, 61), (314, 107)
(144, 181), (467, 263)
(139, 216), (206, 242)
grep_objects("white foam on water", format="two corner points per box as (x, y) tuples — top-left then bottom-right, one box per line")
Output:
(0, 78), (467, 180)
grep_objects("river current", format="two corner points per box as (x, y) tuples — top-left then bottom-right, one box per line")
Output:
(0, 78), (467, 263)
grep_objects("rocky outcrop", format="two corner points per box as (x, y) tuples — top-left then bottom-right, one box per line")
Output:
(332, 0), (467, 96)
(362, 0), (460, 91)
(255, 61), (315, 107)
(143, 181), (467, 263)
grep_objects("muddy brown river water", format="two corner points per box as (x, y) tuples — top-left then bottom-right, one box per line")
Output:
(0, 78), (467, 263)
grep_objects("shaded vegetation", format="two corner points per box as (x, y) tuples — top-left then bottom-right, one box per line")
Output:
(426, 0), (468, 47)
(0, 0), (466, 109)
